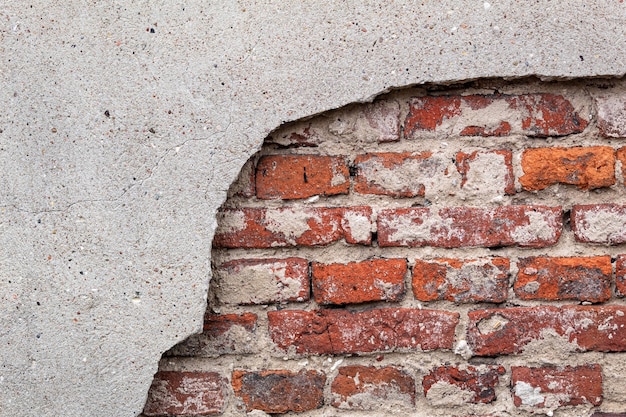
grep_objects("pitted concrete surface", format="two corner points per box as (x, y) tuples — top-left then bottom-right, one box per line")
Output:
(0, 1), (624, 416)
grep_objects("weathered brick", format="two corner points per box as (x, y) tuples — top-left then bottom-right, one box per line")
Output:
(412, 258), (509, 303)
(268, 308), (459, 356)
(511, 365), (602, 408)
(591, 413), (626, 417)
(571, 204), (626, 245)
(143, 371), (226, 416)
(377, 206), (562, 248)
(514, 256), (612, 302)
(615, 255), (626, 297)
(256, 155), (349, 199)
(618, 147), (626, 185)
(232, 370), (325, 413)
(455, 150), (515, 196)
(312, 259), (406, 305)
(214, 258), (309, 305)
(467, 306), (626, 356)
(404, 94), (587, 138)
(519, 146), (615, 191)
(329, 100), (401, 143)
(228, 156), (257, 198)
(423, 365), (505, 404)
(267, 122), (322, 147)
(167, 313), (258, 357)
(354, 152), (444, 197)
(596, 94), (626, 138)
(213, 206), (372, 248)
(331, 365), (415, 410)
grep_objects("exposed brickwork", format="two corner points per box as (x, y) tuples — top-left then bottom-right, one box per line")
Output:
(149, 81), (626, 416)
(520, 146), (615, 191)
(256, 155), (349, 199)
(143, 371), (226, 416)
(514, 256), (612, 302)
(213, 206), (372, 248)
(423, 365), (506, 404)
(312, 258), (406, 305)
(232, 370), (325, 413)
(467, 306), (626, 356)
(268, 308), (459, 355)
(412, 258), (509, 303)
(331, 365), (415, 410)
(511, 365), (603, 408)
(404, 94), (587, 138)
(378, 206), (562, 248)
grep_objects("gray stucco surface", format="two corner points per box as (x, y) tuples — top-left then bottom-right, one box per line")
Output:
(0, 1), (624, 416)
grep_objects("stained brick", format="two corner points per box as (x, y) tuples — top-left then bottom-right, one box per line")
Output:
(423, 365), (505, 404)
(256, 155), (350, 199)
(214, 258), (309, 305)
(455, 150), (515, 196)
(312, 258), (406, 305)
(404, 94), (587, 138)
(467, 306), (626, 356)
(511, 365), (602, 407)
(618, 147), (626, 185)
(232, 370), (325, 413)
(377, 206), (562, 248)
(519, 146), (615, 191)
(268, 308), (459, 356)
(596, 94), (626, 138)
(616, 255), (626, 297)
(213, 206), (372, 248)
(167, 313), (258, 357)
(571, 204), (626, 245)
(143, 371), (226, 416)
(354, 152), (443, 197)
(514, 256), (612, 302)
(412, 258), (509, 303)
(331, 365), (415, 410)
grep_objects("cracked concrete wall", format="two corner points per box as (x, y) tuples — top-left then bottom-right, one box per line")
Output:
(0, 1), (625, 416)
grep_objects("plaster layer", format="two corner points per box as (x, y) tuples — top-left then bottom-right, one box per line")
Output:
(0, 1), (625, 416)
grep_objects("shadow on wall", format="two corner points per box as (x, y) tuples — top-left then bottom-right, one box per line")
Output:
(141, 77), (626, 417)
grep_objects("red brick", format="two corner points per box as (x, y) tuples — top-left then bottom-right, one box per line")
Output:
(455, 150), (515, 195)
(312, 258), (406, 305)
(519, 146), (615, 191)
(354, 152), (442, 197)
(423, 365), (505, 404)
(514, 256), (611, 302)
(214, 258), (309, 305)
(268, 308), (459, 356)
(331, 365), (415, 410)
(596, 94), (626, 138)
(143, 371), (226, 416)
(618, 147), (626, 185)
(213, 206), (372, 248)
(232, 370), (325, 413)
(615, 255), (626, 297)
(412, 258), (509, 303)
(467, 306), (626, 356)
(167, 313), (258, 357)
(377, 206), (562, 248)
(255, 155), (349, 199)
(571, 204), (626, 245)
(404, 94), (587, 138)
(511, 365), (602, 407)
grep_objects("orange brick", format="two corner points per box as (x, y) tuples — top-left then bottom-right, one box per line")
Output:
(413, 258), (509, 303)
(256, 155), (349, 199)
(312, 259), (406, 305)
(514, 256), (611, 302)
(519, 146), (615, 191)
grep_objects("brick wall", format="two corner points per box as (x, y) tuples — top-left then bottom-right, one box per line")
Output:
(142, 79), (626, 416)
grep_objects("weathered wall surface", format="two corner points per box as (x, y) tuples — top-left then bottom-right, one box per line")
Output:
(147, 79), (626, 416)
(0, 1), (625, 416)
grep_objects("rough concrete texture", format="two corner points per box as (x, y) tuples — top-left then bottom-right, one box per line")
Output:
(1, 1), (625, 416)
